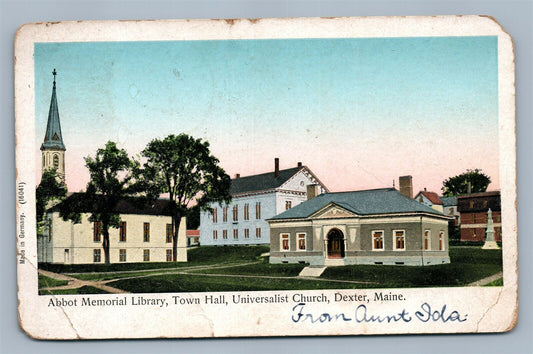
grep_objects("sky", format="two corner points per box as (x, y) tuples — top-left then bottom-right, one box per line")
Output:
(34, 36), (499, 194)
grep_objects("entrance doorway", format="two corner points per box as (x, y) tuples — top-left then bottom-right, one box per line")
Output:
(327, 229), (345, 258)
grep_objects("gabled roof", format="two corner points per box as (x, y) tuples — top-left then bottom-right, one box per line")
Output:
(41, 72), (65, 151)
(270, 188), (445, 220)
(49, 193), (173, 216)
(415, 191), (443, 205)
(440, 196), (457, 207)
(230, 166), (327, 194)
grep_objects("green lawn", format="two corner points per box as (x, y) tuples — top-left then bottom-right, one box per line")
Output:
(188, 261), (306, 277)
(108, 273), (367, 293)
(39, 245), (269, 274)
(67, 270), (167, 282)
(40, 245), (503, 293)
(320, 247), (502, 288)
(39, 286), (109, 295)
(38, 274), (69, 288)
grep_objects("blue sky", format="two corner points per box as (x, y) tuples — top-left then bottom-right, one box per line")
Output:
(35, 36), (499, 193)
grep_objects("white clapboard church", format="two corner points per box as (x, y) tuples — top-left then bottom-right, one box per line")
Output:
(37, 70), (187, 264)
(199, 158), (328, 246)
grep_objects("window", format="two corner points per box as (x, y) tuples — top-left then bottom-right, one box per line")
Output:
(394, 230), (405, 250)
(297, 233), (306, 251)
(143, 249), (150, 261)
(143, 222), (150, 242)
(53, 154), (59, 169)
(286, 201), (292, 210)
(255, 202), (261, 219)
(256, 228), (261, 238)
(119, 221), (127, 242)
(280, 233), (290, 251)
(424, 230), (431, 250)
(213, 230), (218, 239)
(244, 229), (249, 238)
(223, 230), (228, 239)
(212, 208), (218, 223)
(244, 204), (249, 220)
(233, 229), (238, 239)
(166, 224), (172, 243)
(439, 231), (445, 251)
(166, 249), (172, 262)
(372, 231), (384, 251)
(223, 207), (228, 222)
(233, 205), (239, 222)
(119, 249), (126, 262)
(93, 221), (102, 242)
(93, 249), (101, 263)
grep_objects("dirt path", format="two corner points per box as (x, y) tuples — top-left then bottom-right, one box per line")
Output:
(39, 269), (129, 294)
(467, 271), (503, 286)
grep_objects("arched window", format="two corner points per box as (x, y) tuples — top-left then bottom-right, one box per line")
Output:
(53, 154), (59, 169)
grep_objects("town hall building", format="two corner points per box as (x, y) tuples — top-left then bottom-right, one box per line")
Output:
(199, 158), (328, 246)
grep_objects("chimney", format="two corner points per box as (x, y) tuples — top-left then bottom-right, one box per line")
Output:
(274, 158), (279, 178)
(424, 187), (427, 192)
(307, 184), (318, 200)
(235, 173), (240, 179)
(399, 175), (413, 199)
(297, 162), (302, 168)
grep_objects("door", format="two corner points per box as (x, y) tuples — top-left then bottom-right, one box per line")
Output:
(327, 229), (345, 258)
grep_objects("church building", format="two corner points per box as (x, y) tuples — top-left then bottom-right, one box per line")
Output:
(37, 70), (187, 264)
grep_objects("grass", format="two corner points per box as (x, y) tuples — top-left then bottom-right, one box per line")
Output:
(67, 270), (165, 282)
(108, 246), (502, 292)
(321, 247), (502, 288)
(188, 261), (306, 277)
(38, 245), (269, 274)
(39, 245), (503, 293)
(187, 245), (269, 263)
(484, 278), (504, 286)
(38, 274), (69, 288)
(39, 286), (109, 295)
(108, 273), (367, 293)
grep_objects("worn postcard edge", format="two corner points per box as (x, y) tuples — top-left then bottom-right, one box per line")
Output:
(14, 16), (517, 339)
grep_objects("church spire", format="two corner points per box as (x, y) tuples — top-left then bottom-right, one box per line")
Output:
(41, 68), (65, 151)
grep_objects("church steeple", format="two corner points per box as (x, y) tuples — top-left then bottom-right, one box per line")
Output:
(41, 69), (66, 184)
(41, 69), (65, 151)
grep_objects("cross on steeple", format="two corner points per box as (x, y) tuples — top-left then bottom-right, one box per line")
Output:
(52, 68), (57, 87)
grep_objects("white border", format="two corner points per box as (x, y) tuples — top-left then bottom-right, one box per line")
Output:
(14, 16), (517, 339)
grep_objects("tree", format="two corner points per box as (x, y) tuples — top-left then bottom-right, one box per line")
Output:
(186, 204), (202, 230)
(60, 141), (138, 264)
(36, 168), (67, 225)
(141, 134), (231, 261)
(441, 169), (491, 197)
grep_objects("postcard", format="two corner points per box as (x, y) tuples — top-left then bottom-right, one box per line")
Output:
(15, 16), (517, 339)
